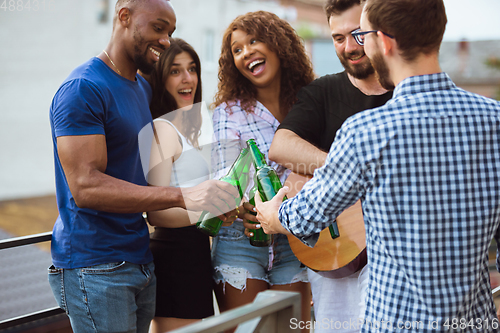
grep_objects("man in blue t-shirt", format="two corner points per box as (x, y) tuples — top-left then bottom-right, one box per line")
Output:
(48, 1), (237, 332)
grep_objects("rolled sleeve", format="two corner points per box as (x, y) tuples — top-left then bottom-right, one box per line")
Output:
(277, 127), (363, 246)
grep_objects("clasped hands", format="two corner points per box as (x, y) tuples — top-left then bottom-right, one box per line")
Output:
(223, 187), (291, 236)
(183, 179), (290, 235)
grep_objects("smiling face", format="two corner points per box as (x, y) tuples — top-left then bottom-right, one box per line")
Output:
(230, 29), (281, 90)
(129, 0), (176, 74)
(329, 4), (374, 80)
(165, 51), (198, 110)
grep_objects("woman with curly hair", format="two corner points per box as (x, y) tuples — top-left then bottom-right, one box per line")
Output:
(211, 11), (315, 332)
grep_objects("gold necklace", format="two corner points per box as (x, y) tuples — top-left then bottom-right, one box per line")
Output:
(103, 50), (122, 75)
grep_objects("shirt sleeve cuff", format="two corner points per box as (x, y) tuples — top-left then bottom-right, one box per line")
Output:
(279, 201), (319, 248)
(298, 234), (319, 248)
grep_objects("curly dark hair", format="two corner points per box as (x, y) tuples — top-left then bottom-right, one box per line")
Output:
(212, 11), (315, 114)
(147, 38), (203, 148)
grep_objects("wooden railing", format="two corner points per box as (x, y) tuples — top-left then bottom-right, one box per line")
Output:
(170, 290), (301, 333)
(0, 233), (302, 333)
(1, 232), (499, 332)
(493, 286), (500, 298)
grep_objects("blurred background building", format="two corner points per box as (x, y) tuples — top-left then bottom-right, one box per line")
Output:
(0, 0), (499, 329)
(1, 0), (499, 201)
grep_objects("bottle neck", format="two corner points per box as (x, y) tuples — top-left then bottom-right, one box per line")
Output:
(248, 141), (266, 169)
(228, 148), (249, 174)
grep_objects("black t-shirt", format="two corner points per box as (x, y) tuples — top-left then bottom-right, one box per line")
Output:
(279, 71), (393, 151)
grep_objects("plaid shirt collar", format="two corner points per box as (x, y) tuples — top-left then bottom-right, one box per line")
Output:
(394, 72), (456, 98)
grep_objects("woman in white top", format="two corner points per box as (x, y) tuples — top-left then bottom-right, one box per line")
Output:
(145, 38), (214, 333)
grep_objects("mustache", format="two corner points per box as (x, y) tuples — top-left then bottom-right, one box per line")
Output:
(344, 50), (365, 59)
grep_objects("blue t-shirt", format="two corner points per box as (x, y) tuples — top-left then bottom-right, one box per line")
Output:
(49, 57), (154, 269)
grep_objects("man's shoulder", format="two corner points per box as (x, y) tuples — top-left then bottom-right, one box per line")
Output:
(56, 58), (107, 94)
(310, 71), (348, 87)
(340, 99), (394, 133)
(56, 58), (150, 100)
(64, 58), (104, 82)
(295, 72), (348, 101)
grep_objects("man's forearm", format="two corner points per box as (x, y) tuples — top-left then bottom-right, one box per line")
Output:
(72, 170), (185, 213)
(269, 129), (327, 175)
(73, 172), (237, 218)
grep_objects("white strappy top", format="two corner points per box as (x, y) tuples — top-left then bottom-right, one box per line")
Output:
(154, 118), (209, 188)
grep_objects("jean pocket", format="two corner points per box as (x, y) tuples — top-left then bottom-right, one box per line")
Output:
(48, 265), (67, 313)
(81, 261), (127, 274)
(218, 224), (246, 241)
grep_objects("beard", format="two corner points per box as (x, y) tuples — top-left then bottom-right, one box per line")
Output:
(337, 49), (375, 80)
(134, 53), (155, 75)
(370, 51), (395, 91)
(133, 27), (157, 75)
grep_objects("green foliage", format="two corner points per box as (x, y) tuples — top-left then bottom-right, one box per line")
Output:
(485, 56), (500, 100)
(296, 23), (319, 40)
(486, 57), (500, 69)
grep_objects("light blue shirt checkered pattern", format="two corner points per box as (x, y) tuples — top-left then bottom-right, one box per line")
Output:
(279, 72), (500, 332)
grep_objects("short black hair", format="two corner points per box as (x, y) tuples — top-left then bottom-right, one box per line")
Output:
(324, 0), (362, 22)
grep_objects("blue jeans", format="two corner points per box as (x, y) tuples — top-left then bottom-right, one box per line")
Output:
(48, 261), (156, 333)
(212, 222), (308, 290)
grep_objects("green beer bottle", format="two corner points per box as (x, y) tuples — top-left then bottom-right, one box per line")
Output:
(329, 222), (340, 239)
(246, 139), (287, 243)
(196, 147), (252, 236)
(248, 186), (272, 247)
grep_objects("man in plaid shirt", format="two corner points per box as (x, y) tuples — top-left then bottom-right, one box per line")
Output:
(255, 0), (500, 331)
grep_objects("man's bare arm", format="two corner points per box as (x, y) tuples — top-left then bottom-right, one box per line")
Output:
(268, 129), (327, 175)
(57, 134), (237, 215)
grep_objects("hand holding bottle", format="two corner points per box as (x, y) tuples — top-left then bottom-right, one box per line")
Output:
(196, 147), (252, 236)
(237, 202), (259, 226)
(253, 186), (291, 235)
(241, 201), (259, 237)
(246, 138), (291, 244)
(182, 179), (240, 220)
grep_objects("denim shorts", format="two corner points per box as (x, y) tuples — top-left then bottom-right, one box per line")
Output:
(212, 222), (308, 290)
(48, 261), (156, 333)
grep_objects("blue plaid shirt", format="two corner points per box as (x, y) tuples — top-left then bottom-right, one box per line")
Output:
(279, 73), (500, 332)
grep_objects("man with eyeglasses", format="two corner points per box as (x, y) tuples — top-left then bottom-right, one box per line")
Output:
(259, 0), (500, 332)
(268, 0), (391, 331)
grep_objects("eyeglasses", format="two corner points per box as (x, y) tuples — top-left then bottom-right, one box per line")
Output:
(351, 29), (394, 46)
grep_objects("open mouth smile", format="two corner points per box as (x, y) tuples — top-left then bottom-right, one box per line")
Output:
(247, 59), (266, 75)
(178, 88), (194, 100)
(150, 47), (162, 61)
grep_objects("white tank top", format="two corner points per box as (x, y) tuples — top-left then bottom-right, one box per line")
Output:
(154, 118), (209, 188)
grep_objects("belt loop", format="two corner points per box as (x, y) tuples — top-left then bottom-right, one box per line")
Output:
(141, 263), (152, 281)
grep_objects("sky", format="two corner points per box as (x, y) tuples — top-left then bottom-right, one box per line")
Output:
(442, 0), (500, 41)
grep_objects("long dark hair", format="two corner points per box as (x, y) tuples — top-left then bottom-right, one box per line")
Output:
(148, 38), (203, 148)
(212, 11), (315, 114)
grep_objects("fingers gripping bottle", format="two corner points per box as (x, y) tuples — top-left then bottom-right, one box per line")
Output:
(196, 147), (252, 236)
(247, 186), (272, 247)
(246, 139), (287, 245)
